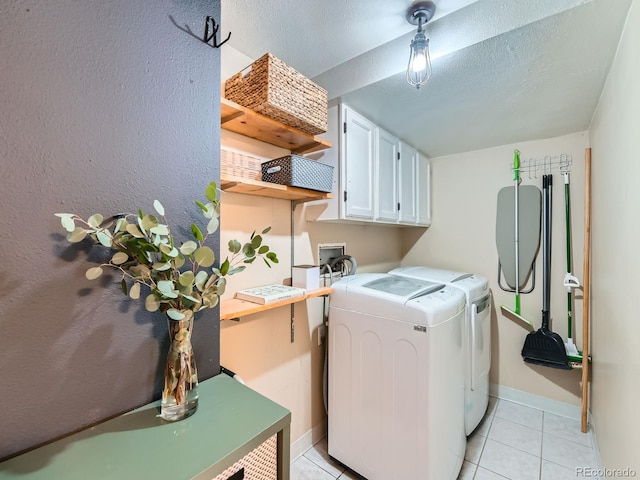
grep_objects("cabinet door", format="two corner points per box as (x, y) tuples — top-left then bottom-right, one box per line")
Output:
(342, 106), (375, 219)
(398, 142), (418, 224)
(417, 154), (431, 226)
(375, 128), (399, 223)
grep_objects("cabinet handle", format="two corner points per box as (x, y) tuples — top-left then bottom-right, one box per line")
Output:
(266, 166), (281, 174)
(344, 191), (347, 202)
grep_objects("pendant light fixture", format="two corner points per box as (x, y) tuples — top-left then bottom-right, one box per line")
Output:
(406, 1), (436, 89)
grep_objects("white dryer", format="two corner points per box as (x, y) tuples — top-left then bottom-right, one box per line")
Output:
(328, 273), (466, 480)
(390, 266), (491, 435)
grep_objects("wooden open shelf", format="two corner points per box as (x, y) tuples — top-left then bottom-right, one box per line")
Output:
(221, 98), (332, 154)
(220, 175), (333, 202)
(220, 287), (334, 321)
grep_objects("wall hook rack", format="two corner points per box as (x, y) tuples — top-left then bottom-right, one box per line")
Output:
(169, 15), (231, 49)
(204, 16), (231, 48)
(511, 153), (573, 179)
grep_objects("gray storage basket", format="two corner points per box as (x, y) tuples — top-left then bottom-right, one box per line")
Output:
(261, 155), (334, 192)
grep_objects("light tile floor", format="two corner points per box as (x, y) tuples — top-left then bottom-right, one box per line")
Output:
(291, 396), (598, 480)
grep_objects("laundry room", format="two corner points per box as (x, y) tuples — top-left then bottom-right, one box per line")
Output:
(0, 1), (638, 480)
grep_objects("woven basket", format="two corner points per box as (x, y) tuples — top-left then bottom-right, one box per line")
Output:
(224, 53), (328, 135)
(214, 434), (277, 480)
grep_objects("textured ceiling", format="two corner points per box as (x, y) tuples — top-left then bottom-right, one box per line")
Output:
(222, 0), (632, 157)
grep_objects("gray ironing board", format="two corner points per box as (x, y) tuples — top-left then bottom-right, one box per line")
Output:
(496, 185), (542, 289)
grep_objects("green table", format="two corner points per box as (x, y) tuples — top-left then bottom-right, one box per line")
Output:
(0, 375), (291, 479)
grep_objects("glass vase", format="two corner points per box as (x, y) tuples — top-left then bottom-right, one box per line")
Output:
(160, 314), (198, 421)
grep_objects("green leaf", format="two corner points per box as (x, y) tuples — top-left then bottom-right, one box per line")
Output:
(120, 279), (128, 295)
(228, 265), (246, 274)
(126, 224), (145, 238)
(96, 230), (112, 247)
(129, 282), (141, 300)
(138, 209), (144, 219)
(195, 271), (208, 291)
(174, 254), (185, 269)
(152, 261), (171, 271)
(228, 239), (241, 254)
(150, 224), (169, 236)
(141, 215), (159, 232)
(202, 202), (215, 219)
(112, 252), (129, 265)
(159, 243), (172, 255)
(243, 257), (256, 264)
(157, 280), (178, 298)
(191, 223), (203, 242)
(153, 200), (165, 216)
(206, 216), (219, 234)
(195, 200), (207, 212)
(216, 277), (226, 296)
(266, 252), (279, 263)
(114, 218), (127, 233)
(85, 266), (103, 280)
(242, 244), (256, 258)
(67, 227), (87, 243)
(261, 226), (272, 234)
(205, 182), (218, 202)
(251, 235), (262, 249)
(145, 294), (160, 312)
(55, 214), (76, 232)
(258, 245), (269, 254)
(167, 308), (185, 320)
(220, 258), (229, 276)
(87, 214), (103, 228)
(179, 271), (195, 287)
(129, 264), (151, 279)
(194, 246), (215, 267)
(180, 241), (198, 255)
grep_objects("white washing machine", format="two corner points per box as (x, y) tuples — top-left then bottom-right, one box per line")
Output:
(390, 266), (491, 435)
(328, 273), (466, 480)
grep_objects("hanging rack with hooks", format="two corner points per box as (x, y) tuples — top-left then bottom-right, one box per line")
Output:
(510, 154), (573, 179)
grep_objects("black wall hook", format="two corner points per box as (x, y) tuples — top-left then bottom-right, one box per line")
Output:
(169, 15), (231, 50)
(204, 16), (231, 48)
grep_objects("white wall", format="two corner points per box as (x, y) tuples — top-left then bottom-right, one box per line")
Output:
(402, 132), (590, 405)
(588, 0), (640, 473)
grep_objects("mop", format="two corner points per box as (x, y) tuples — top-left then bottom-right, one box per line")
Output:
(563, 172), (581, 361)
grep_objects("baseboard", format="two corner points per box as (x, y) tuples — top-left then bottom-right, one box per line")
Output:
(489, 383), (582, 420)
(290, 419), (327, 462)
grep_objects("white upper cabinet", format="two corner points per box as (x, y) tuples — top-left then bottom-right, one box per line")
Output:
(343, 106), (375, 219)
(398, 141), (418, 225)
(417, 154), (431, 226)
(375, 128), (399, 223)
(305, 104), (430, 227)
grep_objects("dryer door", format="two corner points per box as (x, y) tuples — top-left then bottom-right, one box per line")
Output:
(471, 293), (491, 390)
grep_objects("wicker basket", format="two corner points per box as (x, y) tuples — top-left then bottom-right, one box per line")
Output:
(261, 155), (334, 193)
(214, 434), (277, 480)
(224, 53), (328, 135)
